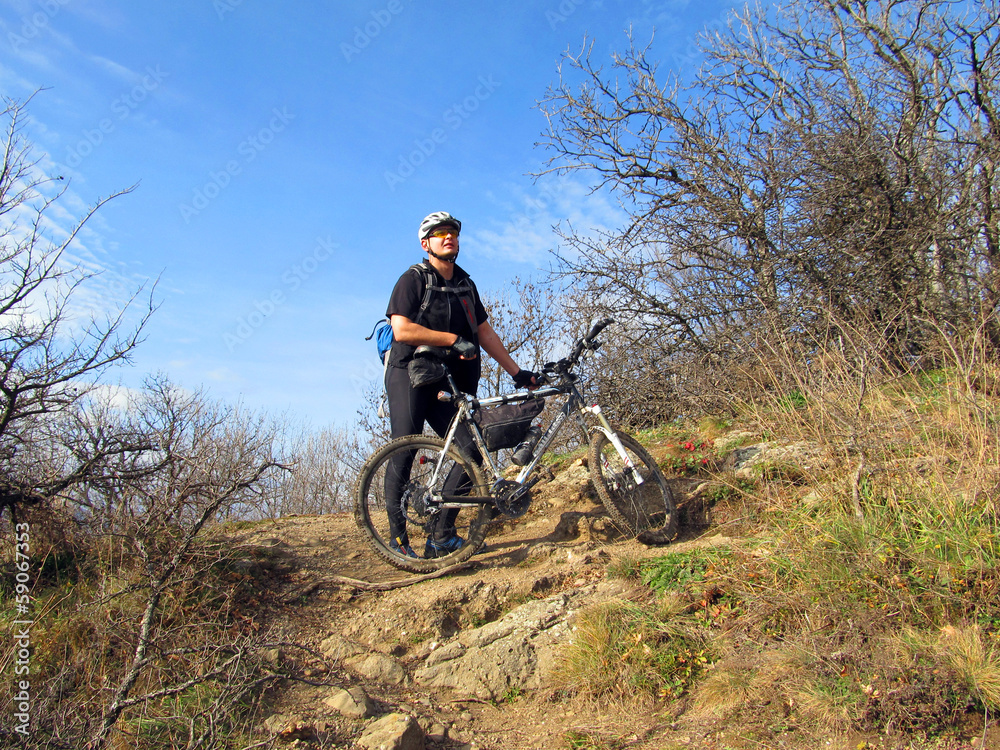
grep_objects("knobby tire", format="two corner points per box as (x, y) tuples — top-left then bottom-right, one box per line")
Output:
(354, 435), (491, 573)
(589, 430), (677, 539)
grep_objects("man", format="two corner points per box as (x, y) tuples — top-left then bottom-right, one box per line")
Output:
(384, 211), (537, 558)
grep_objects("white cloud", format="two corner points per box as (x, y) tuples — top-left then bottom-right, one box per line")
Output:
(0, 145), (153, 337)
(86, 382), (136, 411)
(86, 54), (137, 83)
(467, 175), (627, 266)
(206, 367), (241, 383)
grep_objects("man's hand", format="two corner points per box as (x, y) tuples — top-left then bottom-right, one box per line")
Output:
(512, 369), (539, 389)
(453, 337), (478, 360)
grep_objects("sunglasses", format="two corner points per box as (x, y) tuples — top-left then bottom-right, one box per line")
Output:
(428, 227), (459, 238)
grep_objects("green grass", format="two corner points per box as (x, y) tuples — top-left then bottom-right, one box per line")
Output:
(639, 548), (733, 594)
(564, 729), (626, 749)
(585, 356), (1000, 741)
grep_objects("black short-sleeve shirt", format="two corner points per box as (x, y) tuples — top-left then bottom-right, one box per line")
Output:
(385, 262), (488, 385)
(387, 265), (487, 339)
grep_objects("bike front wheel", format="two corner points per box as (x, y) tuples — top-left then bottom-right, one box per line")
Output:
(589, 430), (677, 539)
(354, 435), (492, 573)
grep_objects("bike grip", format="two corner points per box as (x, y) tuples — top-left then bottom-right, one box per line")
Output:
(587, 317), (614, 340)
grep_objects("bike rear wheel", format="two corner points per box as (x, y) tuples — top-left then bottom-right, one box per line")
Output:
(354, 435), (491, 573)
(589, 430), (677, 539)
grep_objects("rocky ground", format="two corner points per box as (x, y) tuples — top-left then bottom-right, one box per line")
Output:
(226, 449), (996, 750)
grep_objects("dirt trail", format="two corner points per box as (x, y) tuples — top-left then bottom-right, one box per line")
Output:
(227, 458), (739, 750)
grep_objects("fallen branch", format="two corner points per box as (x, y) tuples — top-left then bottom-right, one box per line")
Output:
(325, 561), (474, 591)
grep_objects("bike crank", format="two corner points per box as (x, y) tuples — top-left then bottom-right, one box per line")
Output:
(492, 477), (539, 517)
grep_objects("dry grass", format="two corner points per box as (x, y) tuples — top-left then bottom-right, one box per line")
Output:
(900, 625), (1000, 709)
(552, 593), (711, 702)
(597, 325), (1000, 743)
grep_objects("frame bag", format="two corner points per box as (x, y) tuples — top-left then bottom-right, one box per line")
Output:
(473, 398), (545, 451)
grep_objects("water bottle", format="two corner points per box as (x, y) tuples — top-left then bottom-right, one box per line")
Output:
(511, 425), (542, 466)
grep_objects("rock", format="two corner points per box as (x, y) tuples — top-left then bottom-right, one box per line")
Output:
(713, 431), (756, 453)
(415, 591), (578, 699)
(257, 537), (286, 549)
(323, 685), (375, 718)
(541, 459), (593, 507)
(356, 712), (424, 750)
(262, 714), (314, 741)
(525, 542), (562, 561)
(729, 440), (827, 481)
(551, 511), (589, 541)
(416, 716), (448, 742)
(319, 633), (365, 662)
(427, 722), (448, 742)
(345, 652), (407, 685)
(262, 647), (283, 666)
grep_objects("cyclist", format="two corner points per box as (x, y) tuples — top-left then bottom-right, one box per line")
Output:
(384, 211), (538, 558)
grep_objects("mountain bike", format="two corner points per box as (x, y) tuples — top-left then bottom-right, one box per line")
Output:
(353, 318), (677, 572)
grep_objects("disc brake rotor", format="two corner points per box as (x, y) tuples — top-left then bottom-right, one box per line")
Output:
(400, 483), (435, 525)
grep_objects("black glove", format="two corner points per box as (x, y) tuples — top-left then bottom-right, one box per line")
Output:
(512, 369), (539, 389)
(452, 337), (478, 359)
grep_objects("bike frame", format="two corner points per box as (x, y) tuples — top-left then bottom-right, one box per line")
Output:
(426, 366), (644, 510)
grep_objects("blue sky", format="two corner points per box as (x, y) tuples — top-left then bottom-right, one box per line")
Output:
(0, 0), (736, 429)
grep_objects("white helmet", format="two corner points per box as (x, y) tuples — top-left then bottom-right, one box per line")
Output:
(418, 211), (462, 241)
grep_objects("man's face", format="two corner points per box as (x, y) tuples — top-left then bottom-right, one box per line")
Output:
(421, 224), (460, 260)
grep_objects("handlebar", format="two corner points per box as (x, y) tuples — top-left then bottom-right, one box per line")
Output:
(422, 318), (615, 391)
(540, 317), (615, 381)
(585, 317), (614, 344)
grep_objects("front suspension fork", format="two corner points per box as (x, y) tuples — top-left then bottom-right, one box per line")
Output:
(582, 403), (645, 486)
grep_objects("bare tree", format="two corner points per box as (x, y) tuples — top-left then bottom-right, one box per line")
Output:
(1, 378), (292, 749)
(268, 421), (365, 516)
(0, 94), (155, 521)
(77, 380), (289, 749)
(0, 96), (295, 749)
(538, 0), (1000, 404)
(478, 276), (566, 397)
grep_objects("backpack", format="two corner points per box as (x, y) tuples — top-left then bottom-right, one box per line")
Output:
(366, 319), (395, 364)
(366, 263), (478, 364)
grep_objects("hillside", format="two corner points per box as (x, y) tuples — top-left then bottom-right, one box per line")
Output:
(5, 359), (997, 750)
(227, 429), (998, 750)
(230, 457), (718, 750)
